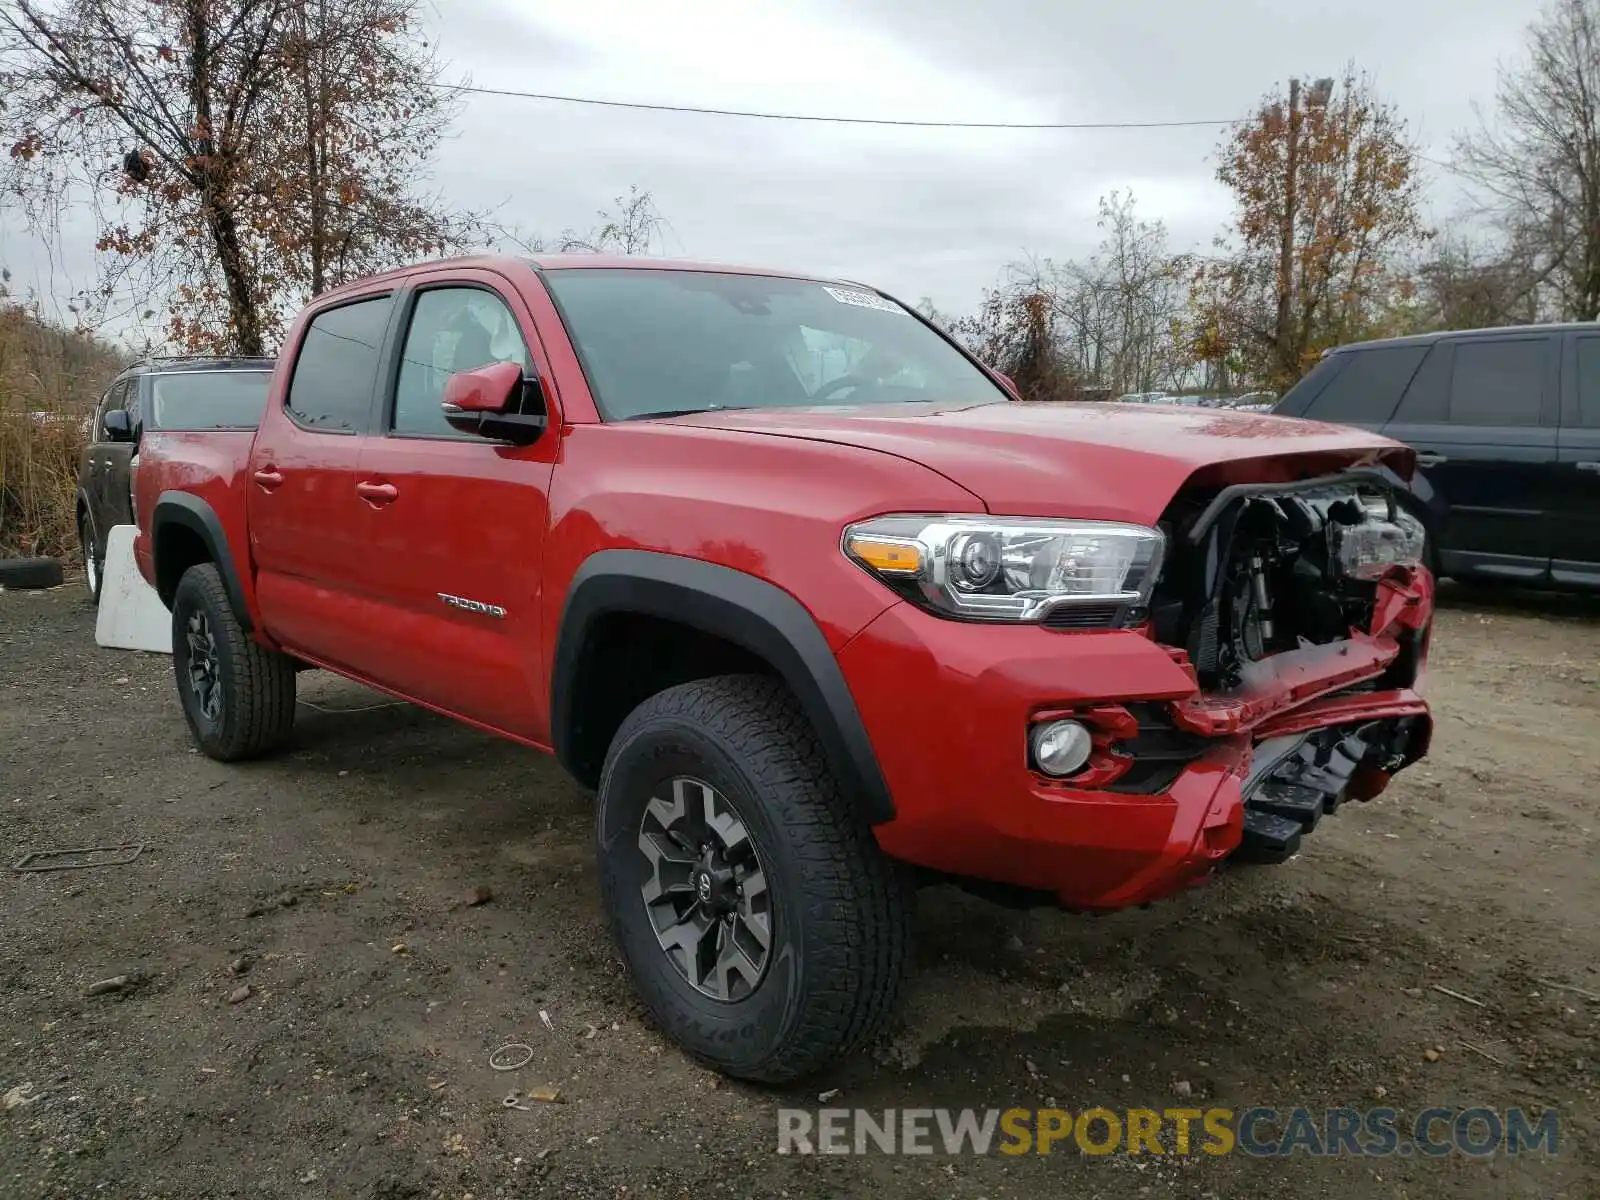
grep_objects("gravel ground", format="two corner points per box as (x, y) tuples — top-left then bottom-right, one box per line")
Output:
(0, 581), (1596, 1199)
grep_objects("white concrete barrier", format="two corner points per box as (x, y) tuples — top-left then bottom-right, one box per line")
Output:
(95, 525), (172, 654)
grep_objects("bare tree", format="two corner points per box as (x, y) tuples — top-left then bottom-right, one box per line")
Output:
(957, 192), (1191, 400)
(1388, 233), (1546, 332)
(272, 0), (485, 301)
(1054, 192), (1191, 394)
(557, 186), (670, 255)
(1455, 0), (1600, 319)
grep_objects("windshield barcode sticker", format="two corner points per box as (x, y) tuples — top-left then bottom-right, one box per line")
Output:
(822, 286), (905, 314)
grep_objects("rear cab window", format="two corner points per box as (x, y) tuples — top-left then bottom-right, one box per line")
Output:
(286, 295), (395, 432)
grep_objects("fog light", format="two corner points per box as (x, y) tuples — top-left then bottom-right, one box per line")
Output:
(1031, 719), (1093, 777)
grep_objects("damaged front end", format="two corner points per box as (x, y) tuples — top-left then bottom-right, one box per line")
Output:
(1139, 469), (1435, 864)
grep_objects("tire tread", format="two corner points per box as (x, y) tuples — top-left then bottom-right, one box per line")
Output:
(173, 564), (295, 760)
(600, 673), (909, 1082)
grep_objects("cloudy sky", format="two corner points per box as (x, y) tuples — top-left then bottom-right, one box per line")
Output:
(0, 0), (1547, 338)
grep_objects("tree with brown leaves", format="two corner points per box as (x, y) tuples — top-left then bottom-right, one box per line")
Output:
(0, 0), (486, 354)
(1192, 67), (1430, 389)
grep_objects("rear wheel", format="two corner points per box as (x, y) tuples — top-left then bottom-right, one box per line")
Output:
(596, 674), (911, 1082)
(171, 563), (296, 760)
(79, 513), (103, 605)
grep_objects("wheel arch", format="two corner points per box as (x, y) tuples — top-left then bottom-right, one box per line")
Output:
(151, 491), (252, 629)
(551, 550), (895, 824)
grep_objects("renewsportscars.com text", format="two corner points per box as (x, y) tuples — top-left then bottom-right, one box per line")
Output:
(776, 1106), (1560, 1158)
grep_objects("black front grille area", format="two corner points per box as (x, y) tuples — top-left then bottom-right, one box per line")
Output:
(1042, 602), (1139, 631)
(1099, 702), (1216, 793)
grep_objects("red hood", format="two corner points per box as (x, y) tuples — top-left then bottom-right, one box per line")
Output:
(664, 400), (1414, 524)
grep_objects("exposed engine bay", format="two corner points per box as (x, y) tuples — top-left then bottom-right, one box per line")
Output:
(1151, 472), (1428, 692)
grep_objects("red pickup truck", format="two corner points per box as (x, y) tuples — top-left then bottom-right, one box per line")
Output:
(134, 255), (1435, 1081)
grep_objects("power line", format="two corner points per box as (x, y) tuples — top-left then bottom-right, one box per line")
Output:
(434, 82), (1242, 131)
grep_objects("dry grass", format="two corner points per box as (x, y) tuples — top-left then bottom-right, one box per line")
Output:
(0, 301), (125, 561)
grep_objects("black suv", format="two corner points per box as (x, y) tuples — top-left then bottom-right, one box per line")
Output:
(1273, 325), (1600, 591)
(76, 356), (274, 602)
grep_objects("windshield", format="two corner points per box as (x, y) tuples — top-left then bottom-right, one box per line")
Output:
(149, 370), (272, 430)
(540, 268), (1006, 420)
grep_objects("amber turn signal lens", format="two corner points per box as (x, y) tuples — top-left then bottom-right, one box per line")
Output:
(845, 535), (923, 575)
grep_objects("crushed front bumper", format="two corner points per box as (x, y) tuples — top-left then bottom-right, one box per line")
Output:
(837, 566), (1434, 911)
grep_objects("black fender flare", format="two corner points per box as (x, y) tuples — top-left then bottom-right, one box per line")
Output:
(151, 491), (253, 630)
(551, 549), (895, 824)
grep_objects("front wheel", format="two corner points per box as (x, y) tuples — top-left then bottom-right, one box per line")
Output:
(596, 674), (912, 1082)
(171, 563), (296, 761)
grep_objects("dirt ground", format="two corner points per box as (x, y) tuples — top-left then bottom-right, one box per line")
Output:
(1, 581), (1596, 1200)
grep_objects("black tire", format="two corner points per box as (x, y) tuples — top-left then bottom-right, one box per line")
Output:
(0, 556), (64, 590)
(79, 513), (103, 605)
(596, 674), (911, 1082)
(171, 563), (296, 761)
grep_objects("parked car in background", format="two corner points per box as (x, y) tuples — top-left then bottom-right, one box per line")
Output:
(76, 357), (274, 603)
(1272, 324), (1600, 591)
(131, 254), (1434, 1082)
(1227, 391), (1277, 412)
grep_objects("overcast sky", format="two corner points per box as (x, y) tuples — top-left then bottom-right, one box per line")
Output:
(0, 0), (1546, 340)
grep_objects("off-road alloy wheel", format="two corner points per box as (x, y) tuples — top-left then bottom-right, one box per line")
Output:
(171, 563), (296, 761)
(79, 514), (103, 605)
(597, 674), (911, 1082)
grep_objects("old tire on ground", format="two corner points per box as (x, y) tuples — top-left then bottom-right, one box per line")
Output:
(79, 514), (103, 604)
(596, 673), (911, 1082)
(0, 556), (64, 590)
(171, 563), (296, 761)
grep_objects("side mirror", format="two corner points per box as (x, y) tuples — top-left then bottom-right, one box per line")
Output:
(103, 409), (135, 442)
(442, 361), (547, 445)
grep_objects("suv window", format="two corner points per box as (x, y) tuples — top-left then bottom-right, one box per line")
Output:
(286, 296), (394, 432)
(1297, 345), (1427, 424)
(95, 380), (128, 439)
(1575, 337), (1600, 428)
(1447, 338), (1544, 426)
(393, 288), (530, 436)
(149, 370), (272, 430)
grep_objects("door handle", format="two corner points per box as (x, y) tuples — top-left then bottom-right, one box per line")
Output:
(1414, 453), (1448, 467)
(252, 467), (285, 490)
(356, 480), (399, 505)
(1578, 461), (1600, 474)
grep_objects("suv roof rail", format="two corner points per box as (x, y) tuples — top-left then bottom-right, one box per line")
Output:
(122, 353), (231, 370)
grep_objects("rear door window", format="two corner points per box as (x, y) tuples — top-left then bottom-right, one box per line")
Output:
(1295, 345), (1427, 424)
(1446, 338), (1545, 427)
(286, 296), (394, 432)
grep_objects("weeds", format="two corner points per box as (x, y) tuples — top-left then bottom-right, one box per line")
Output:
(0, 300), (123, 560)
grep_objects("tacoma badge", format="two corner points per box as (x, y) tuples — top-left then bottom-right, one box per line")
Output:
(437, 592), (507, 619)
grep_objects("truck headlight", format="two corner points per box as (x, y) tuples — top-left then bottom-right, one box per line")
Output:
(843, 515), (1165, 623)
(1333, 504), (1427, 581)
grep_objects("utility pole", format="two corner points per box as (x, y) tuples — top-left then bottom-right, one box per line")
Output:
(1275, 76), (1301, 378)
